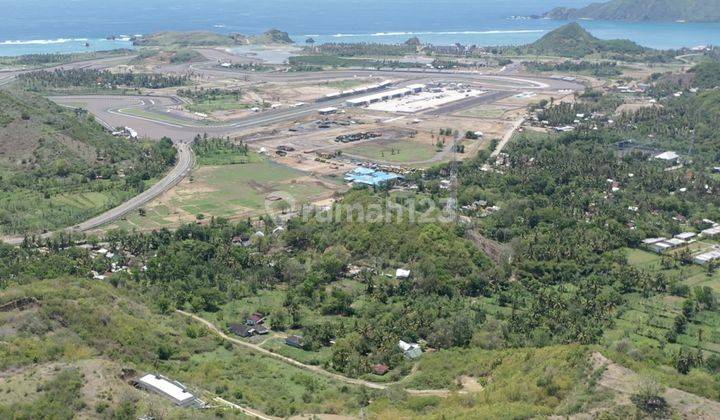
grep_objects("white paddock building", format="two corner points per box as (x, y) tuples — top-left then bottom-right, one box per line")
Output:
(346, 84), (426, 107)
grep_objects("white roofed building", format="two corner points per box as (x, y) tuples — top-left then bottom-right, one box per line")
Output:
(136, 374), (205, 408)
(695, 250), (720, 266)
(398, 340), (423, 359)
(702, 226), (720, 238)
(654, 151), (680, 162)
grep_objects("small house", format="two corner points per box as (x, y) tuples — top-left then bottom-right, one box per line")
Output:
(229, 324), (254, 338)
(254, 325), (270, 335)
(372, 364), (390, 376)
(286, 335), (305, 349)
(675, 232), (697, 241)
(246, 312), (265, 326)
(231, 235), (249, 246)
(395, 269), (411, 280)
(695, 250), (720, 266)
(398, 340), (422, 359)
(702, 226), (720, 238)
(654, 151), (680, 163)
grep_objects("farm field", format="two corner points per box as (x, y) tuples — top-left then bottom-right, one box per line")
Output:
(345, 139), (438, 164)
(598, 247), (720, 398)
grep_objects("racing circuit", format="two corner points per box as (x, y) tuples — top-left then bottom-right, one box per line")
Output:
(0, 51), (586, 244)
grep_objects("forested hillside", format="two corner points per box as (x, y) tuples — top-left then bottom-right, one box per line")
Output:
(521, 23), (646, 58)
(546, 0), (720, 22)
(0, 89), (176, 235)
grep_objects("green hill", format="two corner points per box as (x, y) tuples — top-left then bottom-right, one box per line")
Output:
(133, 29), (294, 47)
(524, 23), (646, 58)
(250, 29), (294, 45)
(545, 0), (720, 22)
(0, 89), (176, 235)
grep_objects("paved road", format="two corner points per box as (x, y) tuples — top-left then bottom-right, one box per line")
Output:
(2, 143), (194, 245)
(50, 70), (580, 143)
(1, 54), (585, 244)
(420, 90), (514, 116)
(76, 142), (194, 230)
(188, 62), (585, 91)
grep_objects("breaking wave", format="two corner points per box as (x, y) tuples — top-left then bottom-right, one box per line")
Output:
(330, 29), (546, 38)
(0, 38), (89, 45)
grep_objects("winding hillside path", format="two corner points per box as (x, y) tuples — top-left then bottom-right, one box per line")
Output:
(177, 310), (455, 396)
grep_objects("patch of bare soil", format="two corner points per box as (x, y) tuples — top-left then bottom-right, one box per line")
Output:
(458, 375), (484, 393)
(590, 352), (720, 419)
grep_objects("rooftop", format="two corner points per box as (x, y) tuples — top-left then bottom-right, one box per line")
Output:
(345, 168), (403, 186)
(138, 374), (196, 405)
(654, 151), (680, 161)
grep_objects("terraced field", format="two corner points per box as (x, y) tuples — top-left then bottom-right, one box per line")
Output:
(607, 248), (720, 357)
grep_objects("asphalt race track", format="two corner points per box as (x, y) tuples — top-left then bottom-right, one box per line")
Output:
(1, 54), (585, 243)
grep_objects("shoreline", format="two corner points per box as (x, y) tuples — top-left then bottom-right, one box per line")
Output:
(1, 18), (719, 57)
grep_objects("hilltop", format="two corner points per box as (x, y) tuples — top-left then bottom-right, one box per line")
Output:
(132, 29), (294, 47)
(545, 0), (720, 23)
(0, 89), (176, 235)
(523, 22), (646, 57)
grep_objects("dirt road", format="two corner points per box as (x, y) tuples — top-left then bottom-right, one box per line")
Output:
(177, 310), (456, 397)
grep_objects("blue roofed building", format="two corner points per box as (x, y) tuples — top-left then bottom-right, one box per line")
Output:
(345, 168), (403, 186)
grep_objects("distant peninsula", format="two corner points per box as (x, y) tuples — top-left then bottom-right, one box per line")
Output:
(545, 0), (720, 23)
(132, 29), (294, 47)
(521, 22), (646, 58)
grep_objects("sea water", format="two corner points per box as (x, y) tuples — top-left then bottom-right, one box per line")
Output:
(2, 0), (720, 56)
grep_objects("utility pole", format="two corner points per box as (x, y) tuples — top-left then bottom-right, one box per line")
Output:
(449, 132), (460, 222)
(688, 128), (696, 159)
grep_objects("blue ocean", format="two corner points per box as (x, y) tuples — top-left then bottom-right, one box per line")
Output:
(2, 0), (720, 56)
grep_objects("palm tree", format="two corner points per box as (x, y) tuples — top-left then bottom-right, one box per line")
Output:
(305, 37), (316, 52)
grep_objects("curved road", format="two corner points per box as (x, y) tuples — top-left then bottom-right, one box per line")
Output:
(1, 54), (585, 245)
(2, 143), (194, 245)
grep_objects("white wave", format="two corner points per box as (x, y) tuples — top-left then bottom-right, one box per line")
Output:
(214, 24), (226, 28)
(331, 29), (545, 38)
(0, 38), (93, 45)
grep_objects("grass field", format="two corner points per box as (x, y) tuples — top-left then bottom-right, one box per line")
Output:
(345, 139), (438, 164)
(455, 105), (508, 119)
(112, 159), (340, 230)
(185, 96), (253, 114)
(195, 148), (262, 166)
(261, 337), (334, 366)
